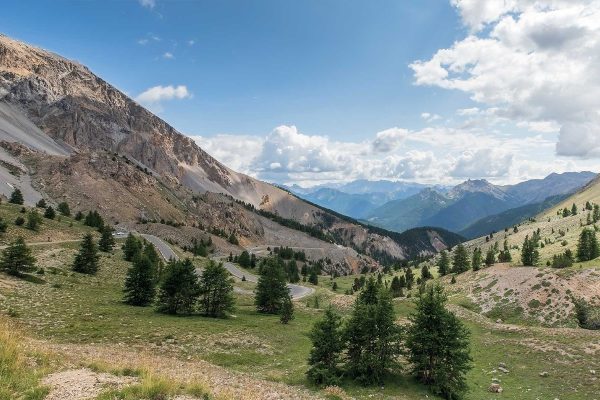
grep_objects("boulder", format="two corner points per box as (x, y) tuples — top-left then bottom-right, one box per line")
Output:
(488, 383), (503, 393)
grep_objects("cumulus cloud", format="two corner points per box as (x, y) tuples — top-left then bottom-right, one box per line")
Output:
(135, 85), (191, 112)
(451, 149), (514, 178)
(371, 128), (410, 153)
(412, 0), (600, 158)
(138, 0), (156, 9)
(162, 52), (174, 59)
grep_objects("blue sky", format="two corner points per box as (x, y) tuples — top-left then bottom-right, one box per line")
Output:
(3, 1), (600, 186)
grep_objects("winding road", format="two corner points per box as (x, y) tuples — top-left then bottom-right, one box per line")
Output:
(139, 233), (314, 300)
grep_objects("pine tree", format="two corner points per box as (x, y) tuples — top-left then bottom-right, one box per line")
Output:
(72, 233), (100, 274)
(0, 236), (36, 276)
(26, 210), (42, 231)
(421, 265), (432, 281)
(98, 226), (115, 252)
(9, 189), (24, 205)
(390, 276), (403, 298)
(406, 284), (472, 399)
(198, 260), (235, 318)
(485, 247), (496, 266)
(255, 257), (290, 314)
(521, 235), (539, 266)
(0, 217), (6, 234)
(156, 259), (200, 315)
(228, 232), (239, 245)
(44, 206), (56, 220)
(451, 244), (470, 274)
(84, 210), (104, 230)
(36, 199), (47, 208)
(577, 228), (600, 262)
(287, 259), (300, 283)
(471, 248), (482, 271)
(122, 233), (143, 261)
(123, 254), (156, 306)
(238, 250), (251, 268)
(345, 287), (401, 384)
(143, 243), (163, 280)
(306, 307), (344, 385)
(405, 268), (414, 290)
(437, 250), (450, 276)
(308, 267), (319, 285)
(57, 201), (71, 216)
(571, 203), (578, 216)
(280, 294), (294, 324)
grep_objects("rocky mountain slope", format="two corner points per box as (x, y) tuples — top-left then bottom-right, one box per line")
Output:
(0, 34), (460, 269)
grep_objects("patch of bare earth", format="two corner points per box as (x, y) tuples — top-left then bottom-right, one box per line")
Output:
(42, 368), (137, 400)
(33, 341), (323, 400)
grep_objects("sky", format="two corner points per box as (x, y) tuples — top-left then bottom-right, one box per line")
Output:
(2, 0), (600, 187)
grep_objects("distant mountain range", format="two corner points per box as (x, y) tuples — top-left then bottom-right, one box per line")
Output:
(288, 172), (597, 238)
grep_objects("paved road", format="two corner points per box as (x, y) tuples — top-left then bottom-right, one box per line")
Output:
(140, 234), (179, 261)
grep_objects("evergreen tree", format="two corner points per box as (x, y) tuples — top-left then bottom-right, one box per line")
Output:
(84, 210), (104, 230)
(0, 236), (36, 276)
(26, 210), (42, 231)
(122, 233), (143, 261)
(156, 259), (200, 315)
(74, 211), (84, 221)
(406, 284), (472, 400)
(57, 201), (71, 216)
(44, 206), (56, 220)
(345, 288), (401, 384)
(255, 257), (290, 314)
(451, 244), (470, 274)
(228, 232), (239, 245)
(485, 248), (496, 266)
(36, 199), (47, 208)
(0, 217), (6, 234)
(72, 233), (100, 274)
(421, 265), (432, 281)
(9, 188), (24, 205)
(123, 254), (156, 306)
(571, 203), (578, 216)
(390, 276), (403, 298)
(280, 294), (294, 324)
(437, 250), (450, 276)
(306, 307), (344, 385)
(98, 225), (115, 252)
(577, 228), (600, 262)
(287, 259), (300, 283)
(471, 248), (482, 271)
(594, 204), (600, 223)
(143, 242), (163, 280)
(198, 260), (235, 318)
(308, 267), (319, 285)
(521, 235), (539, 266)
(405, 268), (414, 290)
(358, 277), (380, 305)
(238, 250), (251, 268)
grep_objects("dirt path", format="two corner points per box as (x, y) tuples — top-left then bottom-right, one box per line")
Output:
(42, 369), (137, 400)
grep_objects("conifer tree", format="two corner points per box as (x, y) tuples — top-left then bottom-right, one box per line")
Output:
(72, 233), (100, 274)
(98, 225), (115, 252)
(26, 210), (42, 231)
(308, 267), (319, 285)
(521, 235), (539, 266)
(36, 199), (47, 208)
(44, 206), (56, 220)
(123, 254), (156, 306)
(0, 217), (7, 233)
(390, 276), (403, 298)
(451, 244), (470, 273)
(198, 260), (235, 318)
(156, 259), (200, 315)
(280, 294), (294, 324)
(9, 188), (24, 205)
(238, 250), (251, 268)
(406, 284), (472, 399)
(57, 201), (71, 216)
(345, 287), (401, 384)
(405, 267), (414, 290)
(485, 247), (496, 266)
(143, 242), (163, 280)
(437, 250), (450, 276)
(122, 233), (142, 261)
(571, 203), (578, 216)
(306, 307), (344, 385)
(255, 257), (290, 314)
(421, 265), (432, 281)
(0, 236), (36, 276)
(577, 228), (600, 262)
(471, 248), (482, 271)
(287, 259), (300, 283)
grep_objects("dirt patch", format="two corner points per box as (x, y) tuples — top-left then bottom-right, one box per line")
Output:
(42, 368), (137, 400)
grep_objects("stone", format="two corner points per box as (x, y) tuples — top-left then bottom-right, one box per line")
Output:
(496, 318), (502, 323)
(498, 366), (510, 374)
(539, 371), (549, 377)
(488, 383), (503, 393)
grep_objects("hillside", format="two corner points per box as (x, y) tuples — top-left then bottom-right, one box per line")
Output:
(0, 34), (461, 270)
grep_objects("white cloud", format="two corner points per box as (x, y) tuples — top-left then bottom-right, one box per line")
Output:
(451, 149), (514, 178)
(138, 0), (156, 9)
(137, 39), (149, 45)
(412, 0), (600, 158)
(371, 128), (410, 153)
(421, 112), (442, 122)
(135, 85), (191, 112)
(162, 52), (174, 59)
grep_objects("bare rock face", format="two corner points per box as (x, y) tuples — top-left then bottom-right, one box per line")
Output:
(0, 34), (461, 267)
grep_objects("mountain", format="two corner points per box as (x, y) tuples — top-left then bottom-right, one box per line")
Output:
(365, 188), (452, 232)
(0, 34), (460, 271)
(291, 187), (378, 219)
(366, 174), (596, 234)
